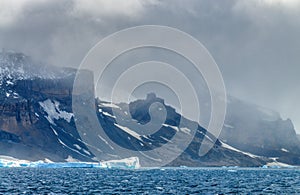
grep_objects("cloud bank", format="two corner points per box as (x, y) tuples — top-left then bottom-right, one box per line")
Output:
(0, 0), (300, 131)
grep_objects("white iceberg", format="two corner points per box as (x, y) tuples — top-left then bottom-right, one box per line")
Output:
(0, 156), (140, 169)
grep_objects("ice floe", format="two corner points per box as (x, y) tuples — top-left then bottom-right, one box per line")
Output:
(0, 156), (140, 169)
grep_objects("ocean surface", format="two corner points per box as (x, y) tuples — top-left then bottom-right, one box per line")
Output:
(0, 168), (300, 194)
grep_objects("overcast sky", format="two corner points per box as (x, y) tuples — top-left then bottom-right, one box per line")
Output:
(0, 0), (300, 131)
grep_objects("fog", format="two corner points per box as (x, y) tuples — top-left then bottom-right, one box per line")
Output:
(0, 0), (299, 131)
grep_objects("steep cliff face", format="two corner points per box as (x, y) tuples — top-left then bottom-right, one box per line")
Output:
(93, 94), (265, 167)
(0, 51), (299, 167)
(0, 79), (96, 161)
(220, 97), (300, 165)
(0, 51), (94, 162)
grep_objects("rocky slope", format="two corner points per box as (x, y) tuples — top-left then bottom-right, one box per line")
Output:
(0, 51), (93, 162)
(94, 94), (265, 167)
(0, 51), (299, 167)
(221, 97), (300, 165)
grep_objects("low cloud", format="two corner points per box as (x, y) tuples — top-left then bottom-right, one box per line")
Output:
(0, 0), (299, 131)
(72, 0), (160, 20)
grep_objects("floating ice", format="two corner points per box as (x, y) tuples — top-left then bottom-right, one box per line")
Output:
(0, 156), (140, 169)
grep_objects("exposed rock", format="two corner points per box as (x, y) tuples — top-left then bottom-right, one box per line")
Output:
(0, 51), (299, 167)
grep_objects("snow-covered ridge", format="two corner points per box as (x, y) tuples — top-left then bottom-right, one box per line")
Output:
(114, 123), (143, 141)
(220, 141), (294, 168)
(221, 141), (259, 159)
(0, 156), (140, 169)
(0, 51), (76, 84)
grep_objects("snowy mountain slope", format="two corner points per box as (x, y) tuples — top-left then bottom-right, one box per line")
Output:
(0, 51), (263, 166)
(220, 96), (300, 165)
(0, 51), (93, 162)
(0, 51), (299, 167)
(94, 94), (265, 167)
(0, 50), (75, 82)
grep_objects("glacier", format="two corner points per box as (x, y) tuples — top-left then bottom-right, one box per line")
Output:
(0, 156), (140, 169)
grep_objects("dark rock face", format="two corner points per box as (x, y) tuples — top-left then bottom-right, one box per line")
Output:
(220, 97), (300, 165)
(0, 51), (299, 167)
(0, 130), (20, 143)
(95, 94), (265, 167)
(0, 51), (94, 161)
(0, 77), (94, 161)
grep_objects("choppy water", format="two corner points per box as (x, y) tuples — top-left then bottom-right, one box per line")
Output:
(0, 168), (300, 194)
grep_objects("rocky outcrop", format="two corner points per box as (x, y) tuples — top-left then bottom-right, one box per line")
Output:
(95, 94), (266, 167)
(0, 53), (94, 161)
(220, 97), (300, 165)
(0, 130), (20, 142)
(0, 51), (299, 167)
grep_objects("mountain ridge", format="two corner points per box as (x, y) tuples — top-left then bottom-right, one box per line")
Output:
(0, 51), (299, 167)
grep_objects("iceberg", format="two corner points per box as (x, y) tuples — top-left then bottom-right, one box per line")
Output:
(0, 156), (140, 169)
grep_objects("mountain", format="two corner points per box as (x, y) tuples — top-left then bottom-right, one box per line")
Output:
(0, 51), (299, 167)
(221, 97), (300, 165)
(0, 51), (94, 162)
(93, 94), (266, 167)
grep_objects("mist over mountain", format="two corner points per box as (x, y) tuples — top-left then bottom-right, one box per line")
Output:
(1, 0), (300, 133)
(221, 96), (300, 165)
(0, 51), (299, 167)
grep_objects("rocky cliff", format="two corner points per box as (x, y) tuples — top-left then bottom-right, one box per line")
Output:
(221, 97), (300, 165)
(0, 51), (299, 167)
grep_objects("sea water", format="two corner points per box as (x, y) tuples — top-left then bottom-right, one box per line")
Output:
(0, 168), (300, 194)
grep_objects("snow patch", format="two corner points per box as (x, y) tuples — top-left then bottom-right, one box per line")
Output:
(200, 131), (214, 142)
(281, 148), (289, 152)
(6, 80), (13, 85)
(114, 123), (142, 141)
(102, 111), (116, 118)
(98, 134), (114, 150)
(57, 137), (89, 157)
(73, 144), (82, 150)
(221, 141), (259, 158)
(224, 124), (234, 129)
(50, 127), (90, 158)
(39, 99), (74, 125)
(180, 127), (191, 135)
(160, 136), (172, 143)
(12, 92), (19, 98)
(51, 127), (58, 136)
(101, 103), (120, 109)
(162, 124), (179, 131)
(82, 149), (91, 155)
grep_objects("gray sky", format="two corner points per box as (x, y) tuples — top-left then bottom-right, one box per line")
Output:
(0, 0), (300, 131)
